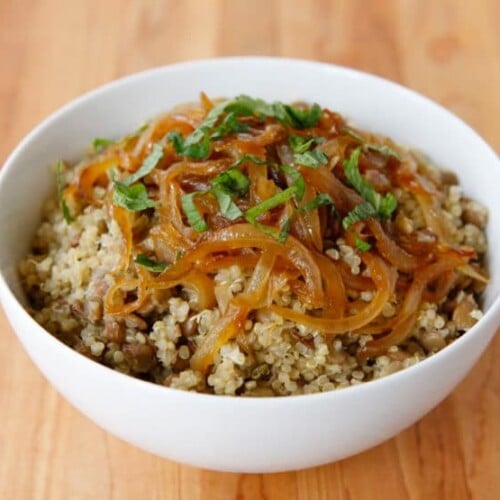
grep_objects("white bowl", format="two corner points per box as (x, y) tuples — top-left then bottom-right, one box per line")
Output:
(0, 57), (499, 473)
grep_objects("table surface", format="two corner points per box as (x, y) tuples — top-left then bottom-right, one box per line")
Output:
(1, 1), (499, 499)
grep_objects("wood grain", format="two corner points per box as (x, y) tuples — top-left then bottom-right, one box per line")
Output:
(0, 1), (499, 498)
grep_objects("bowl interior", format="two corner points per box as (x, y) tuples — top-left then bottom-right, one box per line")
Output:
(1, 57), (500, 312)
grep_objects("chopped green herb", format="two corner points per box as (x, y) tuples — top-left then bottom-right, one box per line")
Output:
(343, 147), (397, 223)
(244, 188), (297, 222)
(226, 96), (322, 129)
(168, 130), (211, 160)
(135, 254), (167, 272)
(278, 193), (334, 242)
(244, 165), (305, 239)
(289, 135), (315, 154)
(342, 127), (401, 160)
(288, 134), (328, 168)
(168, 96), (322, 160)
(175, 250), (183, 261)
(342, 202), (376, 230)
(211, 111), (248, 139)
(366, 143), (401, 160)
(211, 189), (243, 220)
(282, 103), (322, 129)
(280, 164), (305, 202)
(92, 137), (114, 153)
(378, 192), (398, 219)
(298, 193), (334, 213)
(211, 167), (250, 197)
(355, 237), (372, 252)
(181, 192), (209, 232)
(113, 180), (157, 211)
(121, 143), (164, 186)
(209, 167), (250, 220)
(342, 127), (365, 143)
(294, 150), (328, 168)
(56, 161), (73, 224)
(224, 95), (272, 119)
(230, 154), (268, 169)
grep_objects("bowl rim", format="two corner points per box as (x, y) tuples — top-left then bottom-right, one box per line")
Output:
(0, 55), (499, 404)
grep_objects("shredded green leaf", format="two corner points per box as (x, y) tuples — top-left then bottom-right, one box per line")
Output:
(343, 147), (397, 224)
(135, 254), (167, 272)
(378, 192), (398, 219)
(289, 134), (328, 168)
(342, 127), (401, 160)
(355, 237), (372, 252)
(168, 130), (211, 160)
(225, 96), (322, 129)
(211, 189), (243, 220)
(342, 202), (377, 230)
(211, 167), (250, 197)
(366, 143), (401, 160)
(289, 135), (315, 153)
(282, 103), (322, 128)
(244, 165), (305, 240)
(230, 154), (268, 169)
(181, 192), (209, 232)
(168, 96), (322, 160)
(121, 143), (164, 186)
(92, 138), (113, 153)
(113, 180), (157, 212)
(299, 193), (334, 213)
(244, 188), (296, 222)
(56, 161), (73, 224)
(280, 164), (305, 202)
(278, 193), (334, 242)
(209, 167), (251, 220)
(294, 150), (328, 168)
(342, 127), (365, 143)
(211, 111), (248, 139)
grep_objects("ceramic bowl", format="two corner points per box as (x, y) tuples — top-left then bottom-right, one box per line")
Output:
(0, 57), (499, 472)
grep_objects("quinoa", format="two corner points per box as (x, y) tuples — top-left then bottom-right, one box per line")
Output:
(19, 97), (488, 397)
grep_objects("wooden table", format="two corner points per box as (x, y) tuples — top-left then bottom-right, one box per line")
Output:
(1, 1), (498, 498)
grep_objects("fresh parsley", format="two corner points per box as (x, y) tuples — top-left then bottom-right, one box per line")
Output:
(168, 96), (322, 160)
(244, 165), (306, 239)
(289, 134), (328, 168)
(121, 143), (164, 186)
(294, 150), (328, 168)
(113, 180), (157, 212)
(180, 192), (209, 232)
(278, 193), (334, 242)
(135, 254), (168, 272)
(342, 147), (397, 228)
(226, 96), (322, 129)
(211, 189), (243, 221)
(92, 137), (114, 153)
(210, 111), (249, 139)
(355, 236), (372, 252)
(211, 167), (250, 197)
(342, 202), (377, 230)
(168, 130), (211, 160)
(366, 143), (401, 160)
(230, 154), (268, 168)
(56, 161), (73, 224)
(342, 127), (401, 160)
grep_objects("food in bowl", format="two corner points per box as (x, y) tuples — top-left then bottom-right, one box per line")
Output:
(19, 93), (488, 396)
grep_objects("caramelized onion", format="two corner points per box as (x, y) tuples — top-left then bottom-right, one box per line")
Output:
(360, 250), (472, 357)
(190, 251), (276, 372)
(269, 253), (396, 334)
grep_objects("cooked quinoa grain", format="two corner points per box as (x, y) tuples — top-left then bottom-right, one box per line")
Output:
(20, 96), (488, 396)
